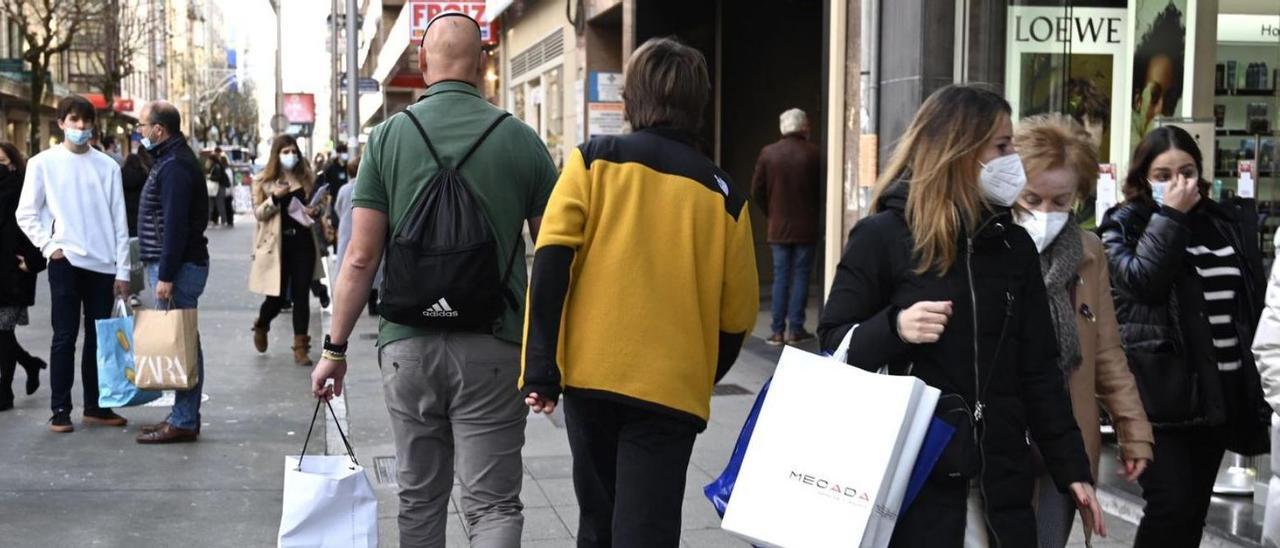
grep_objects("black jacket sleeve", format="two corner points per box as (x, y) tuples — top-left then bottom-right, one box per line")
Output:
(521, 245), (574, 403)
(1100, 204), (1191, 305)
(817, 217), (911, 370)
(1016, 245), (1093, 490)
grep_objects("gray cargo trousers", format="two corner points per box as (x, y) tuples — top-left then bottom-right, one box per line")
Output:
(379, 332), (526, 548)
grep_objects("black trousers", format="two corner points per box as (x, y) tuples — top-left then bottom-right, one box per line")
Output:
(258, 231), (315, 336)
(563, 393), (699, 548)
(1134, 427), (1228, 548)
(47, 260), (114, 413)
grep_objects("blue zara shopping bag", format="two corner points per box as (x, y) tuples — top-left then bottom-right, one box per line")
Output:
(96, 299), (161, 408)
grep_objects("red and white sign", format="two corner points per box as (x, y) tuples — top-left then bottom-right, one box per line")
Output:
(282, 93), (316, 124)
(410, 0), (497, 45)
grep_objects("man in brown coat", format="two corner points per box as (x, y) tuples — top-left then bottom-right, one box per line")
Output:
(751, 108), (821, 345)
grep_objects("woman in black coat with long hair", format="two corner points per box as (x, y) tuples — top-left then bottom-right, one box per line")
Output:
(1099, 126), (1271, 547)
(818, 86), (1100, 547)
(0, 142), (47, 410)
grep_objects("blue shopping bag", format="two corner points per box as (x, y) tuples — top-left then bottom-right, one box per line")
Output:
(704, 378), (771, 518)
(96, 299), (161, 408)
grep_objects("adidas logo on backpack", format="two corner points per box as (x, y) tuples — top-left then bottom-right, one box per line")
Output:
(379, 110), (521, 330)
(422, 298), (460, 318)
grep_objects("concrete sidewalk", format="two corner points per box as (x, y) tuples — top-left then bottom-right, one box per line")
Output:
(0, 216), (1232, 547)
(0, 219), (326, 546)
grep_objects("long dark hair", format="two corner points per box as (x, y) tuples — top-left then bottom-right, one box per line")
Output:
(1123, 125), (1207, 204)
(0, 142), (26, 176)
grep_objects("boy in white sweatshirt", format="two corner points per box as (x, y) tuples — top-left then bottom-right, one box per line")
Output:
(15, 95), (131, 433)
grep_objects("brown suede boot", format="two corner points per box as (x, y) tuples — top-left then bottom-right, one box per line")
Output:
(252, 321), (269, 353)
(292, 335), (313, 366)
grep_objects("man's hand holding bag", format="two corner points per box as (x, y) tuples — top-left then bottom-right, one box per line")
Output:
(133, 304), (200, 390)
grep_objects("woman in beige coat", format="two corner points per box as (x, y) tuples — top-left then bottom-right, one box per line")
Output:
(249, 135), (322, 365)
(1013, 114), (1154, 548)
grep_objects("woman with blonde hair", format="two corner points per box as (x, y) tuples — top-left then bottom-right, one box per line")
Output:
(817, 86), (1099, 547)
(1013, 114), (1153, 548)
(248, 134), (322, 365)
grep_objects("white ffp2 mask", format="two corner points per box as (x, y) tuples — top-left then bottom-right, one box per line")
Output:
(1016, 210), (1071, 253)
(979, 154), (1029, 207)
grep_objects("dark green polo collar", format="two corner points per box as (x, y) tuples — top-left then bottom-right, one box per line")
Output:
(424, 80), (482, 99)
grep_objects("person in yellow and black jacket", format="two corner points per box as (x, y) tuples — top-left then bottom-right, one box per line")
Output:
(520, 37), (758, 548)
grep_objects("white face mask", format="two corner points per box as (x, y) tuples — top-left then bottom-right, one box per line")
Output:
(1149, 180), (1170, 205)
(979, 154), (1029, 207)
(1016, 210), (1071, 253)
(279, 153), (298, 170)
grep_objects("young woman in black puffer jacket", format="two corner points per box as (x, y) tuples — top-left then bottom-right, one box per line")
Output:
(1099, 126), (1271, 548)
(818, 85), (1099, 547)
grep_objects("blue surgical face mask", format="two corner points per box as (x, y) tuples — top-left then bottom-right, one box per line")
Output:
(140, 137), (155, 150)
(64, 127), (92, 146)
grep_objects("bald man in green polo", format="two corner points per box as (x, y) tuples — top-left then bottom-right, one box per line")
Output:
(311, 13), (558, 547)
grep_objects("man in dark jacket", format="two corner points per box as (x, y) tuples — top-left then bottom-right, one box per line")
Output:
(135, 100), (210, 444)
(751, 108), (821, 346)
(320, 142), (350, 249)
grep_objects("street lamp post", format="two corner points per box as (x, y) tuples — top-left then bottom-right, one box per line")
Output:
(268, 0), (283, 135)
(345, 0), (359, 152)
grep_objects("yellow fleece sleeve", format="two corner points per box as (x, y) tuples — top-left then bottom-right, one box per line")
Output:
(721, 211), (760, 333)
(535, 147), (591, 251)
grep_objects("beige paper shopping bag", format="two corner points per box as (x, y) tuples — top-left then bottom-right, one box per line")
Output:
(133, 308), (199, 390)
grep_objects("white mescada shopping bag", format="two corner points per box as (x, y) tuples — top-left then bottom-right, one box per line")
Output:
(721, 345), (939, 548)
(278, 399), (378, 548)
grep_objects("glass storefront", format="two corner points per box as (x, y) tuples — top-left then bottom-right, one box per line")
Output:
(1002, 0), (1280, 234)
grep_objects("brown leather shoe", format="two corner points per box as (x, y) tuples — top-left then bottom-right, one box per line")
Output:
(136, 424), (198, 444)
(82, 410), (128, 427)
(292, 335), (313, 366)
(252, 321), (269, 353)
(139, 421), (169, 434)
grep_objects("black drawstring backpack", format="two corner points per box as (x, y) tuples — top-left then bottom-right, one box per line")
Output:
(378, 110), (520, 330)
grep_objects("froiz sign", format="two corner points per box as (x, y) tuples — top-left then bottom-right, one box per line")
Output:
(1013, 13), (1122, 45)
(411, 0), (493, 43)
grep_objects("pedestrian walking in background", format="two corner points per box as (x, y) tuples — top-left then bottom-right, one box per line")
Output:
(133, 101), (210, 444)
(207, 148), (231, 227)
(122, 152), (149, 238)
(333, 153), (379, 316)
(320, 142), (351, 251)
(320, 142), (350, 205)
(103, 136), (125, 167)
(249, 135), (323, 366)
(751, 108), (821, 346)
(0, 142), (47, 411)
(521, 37), (759, 547)
(311, 13), (558, 547)
(1012, 114), (1153, 548)
(817, 86), (1100, 547)
(1100, 125), (1271, 548)
(15, 95), (132, 433)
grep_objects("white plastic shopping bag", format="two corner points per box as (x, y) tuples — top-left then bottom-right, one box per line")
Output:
(721, 346), (939, 548)
(278, 399), (378, 548)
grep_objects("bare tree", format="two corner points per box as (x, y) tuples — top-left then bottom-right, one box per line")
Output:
(0, 0), (105, 154)
(85, 0), (147, 137)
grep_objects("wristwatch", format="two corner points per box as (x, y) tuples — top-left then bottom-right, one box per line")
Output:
(323, 335), (349, 354)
